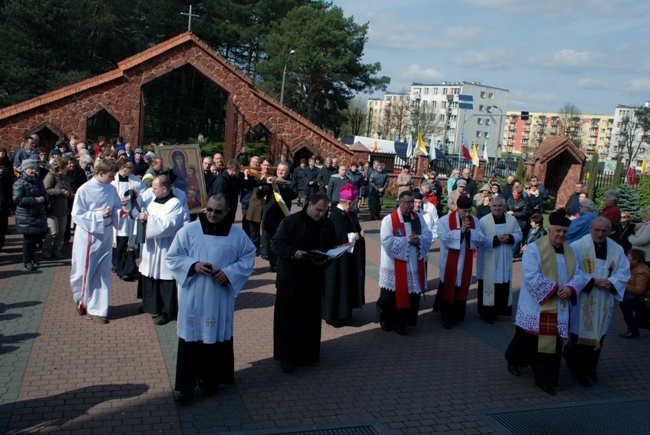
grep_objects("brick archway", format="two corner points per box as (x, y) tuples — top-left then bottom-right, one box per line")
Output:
(0, 32), (349, 161)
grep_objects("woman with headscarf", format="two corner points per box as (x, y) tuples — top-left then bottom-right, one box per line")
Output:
(13, 157), (48, 270)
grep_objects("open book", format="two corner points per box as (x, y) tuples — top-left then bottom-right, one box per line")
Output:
(302, 242), (354, 262)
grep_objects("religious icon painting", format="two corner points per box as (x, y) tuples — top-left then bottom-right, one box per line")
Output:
(157, 144), (207, 214)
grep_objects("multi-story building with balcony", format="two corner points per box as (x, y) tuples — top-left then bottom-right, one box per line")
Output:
(608, 102), (650, 167)
(366, 92), (410, 140)
(409, 82), (509, 157)
(504, 111), (614, 161)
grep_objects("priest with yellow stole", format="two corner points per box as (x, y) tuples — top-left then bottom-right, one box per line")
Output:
(505, 209), (590, 396)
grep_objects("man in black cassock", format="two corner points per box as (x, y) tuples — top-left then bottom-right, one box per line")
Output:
(322, 183), (366, 327)
(271, 192), (336, 374)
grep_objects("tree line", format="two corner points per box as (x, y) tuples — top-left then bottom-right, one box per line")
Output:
(0, 0), (389, 142)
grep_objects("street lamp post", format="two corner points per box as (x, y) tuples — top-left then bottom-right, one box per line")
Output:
(493, 105), (504, 159)
(280, 49), (296, 106)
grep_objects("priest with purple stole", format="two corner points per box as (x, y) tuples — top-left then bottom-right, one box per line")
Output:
(166, 193), (256, 404)
(505, 209), (590, 396)
(434, 194), (486, 329)
(377, 190), (433, 336)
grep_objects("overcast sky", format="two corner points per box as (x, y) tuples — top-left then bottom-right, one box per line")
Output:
(333, 0), (650, 115)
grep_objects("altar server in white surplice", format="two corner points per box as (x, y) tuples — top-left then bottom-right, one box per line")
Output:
(111, 157), (146, 281)
(137, 175), (186, 326)
(565, 216), (630, 387)
(70, 159), (125, 324)
(477, 196), (522, 324)
(166, 193), (255, 405)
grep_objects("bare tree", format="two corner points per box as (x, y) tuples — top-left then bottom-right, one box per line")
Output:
(409, 103), (445, 143)
(342, 98), (367, 136)
(381, 93), (410, 141)
(559, 102), (582, 145)
(617, 105), (650, 165)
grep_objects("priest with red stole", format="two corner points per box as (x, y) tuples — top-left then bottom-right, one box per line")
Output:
(505, 209), (590, 396)
(434, 194), (486, 329)
(376, 190), (433, 336)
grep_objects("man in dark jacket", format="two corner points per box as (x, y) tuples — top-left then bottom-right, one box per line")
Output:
(302, 157), (320, 200)
(257, 162), (298, 271)
(209, 159), (257, 225)
(368, 163), (388, 220)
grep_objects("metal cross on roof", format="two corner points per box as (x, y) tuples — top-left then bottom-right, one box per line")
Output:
(181, 5), (200, 32)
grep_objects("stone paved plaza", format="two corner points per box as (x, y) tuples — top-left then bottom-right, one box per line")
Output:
(1, 207), (650, 434)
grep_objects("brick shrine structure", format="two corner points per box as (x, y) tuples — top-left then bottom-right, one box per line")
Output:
(0, 32), (351, 162)
(525, 136), (585, 209)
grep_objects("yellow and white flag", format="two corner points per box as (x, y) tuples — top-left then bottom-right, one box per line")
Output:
(471, 140), (479, 166)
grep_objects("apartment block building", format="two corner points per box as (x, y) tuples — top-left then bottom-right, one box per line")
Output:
(504, 111), (614, 161)
(366, 82), (509, 157)
(608, 102), (650, 166)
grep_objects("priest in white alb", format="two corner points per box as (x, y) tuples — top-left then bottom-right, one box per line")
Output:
(477, 196), (522, 324)
(565, 216), (630, 387)
(166, 193), (256, 404)
(70, 159), (125, 324)
(137, 175), (186, 326)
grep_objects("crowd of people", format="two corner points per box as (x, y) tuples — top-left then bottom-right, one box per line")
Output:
(4, 134), (650, 402)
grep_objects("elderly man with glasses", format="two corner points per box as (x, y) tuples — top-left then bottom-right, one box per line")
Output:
(167, 193), (256, 404)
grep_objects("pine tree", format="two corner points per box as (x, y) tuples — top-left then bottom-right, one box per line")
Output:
(618, 183), (642, 221)
(612, 155), (623, 190)
(636, 175), (650, 210)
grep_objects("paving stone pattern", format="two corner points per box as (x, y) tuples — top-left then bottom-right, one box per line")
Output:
(1, 209), (649, 434)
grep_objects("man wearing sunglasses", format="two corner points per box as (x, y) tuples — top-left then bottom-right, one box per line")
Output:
(167, 193), (256, 404)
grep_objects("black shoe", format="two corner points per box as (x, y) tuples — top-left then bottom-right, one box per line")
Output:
(203, 385), (218, 397)
(573, 374), (592, 387)
(270, 266), (277, 273)
(174, 390), (195, 404)
(442, 321), (452, 329)
(261, 254), (268, 260)
(540, 384), (556, 396)
(481, 315), (496, 325)
(507, 364), (520, 377)
(24, 263), (36, 271)
(154, 315), (170, 326)
(31, 260), (40, 267)
(379, 321), (394, 332)
(120, 275), (137, 282)
(395, 325), (408, 336)
(619, 331), (640, 339)
(280, 362), (296, 374)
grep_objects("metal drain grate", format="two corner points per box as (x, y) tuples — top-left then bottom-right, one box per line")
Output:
(234, 420), (391, 435)
(479, 397), (650, 435)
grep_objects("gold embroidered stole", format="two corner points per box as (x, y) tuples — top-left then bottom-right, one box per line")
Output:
(536, 237), (575, 353)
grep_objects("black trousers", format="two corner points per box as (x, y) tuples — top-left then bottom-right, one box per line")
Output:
(505, 327), (563, 388)
(376, 288), (420, 327)
(23, 233), (42, 264)
(563, 333), (605, 380)
(175, 338), (234, 392)
(620, 297), (650, 334)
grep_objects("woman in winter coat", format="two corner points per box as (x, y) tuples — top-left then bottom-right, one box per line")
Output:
(42, 157), (73, 259)
(13, 158), (48, 270)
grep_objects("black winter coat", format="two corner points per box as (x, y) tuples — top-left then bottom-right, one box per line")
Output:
(13, 172), (48, 235)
